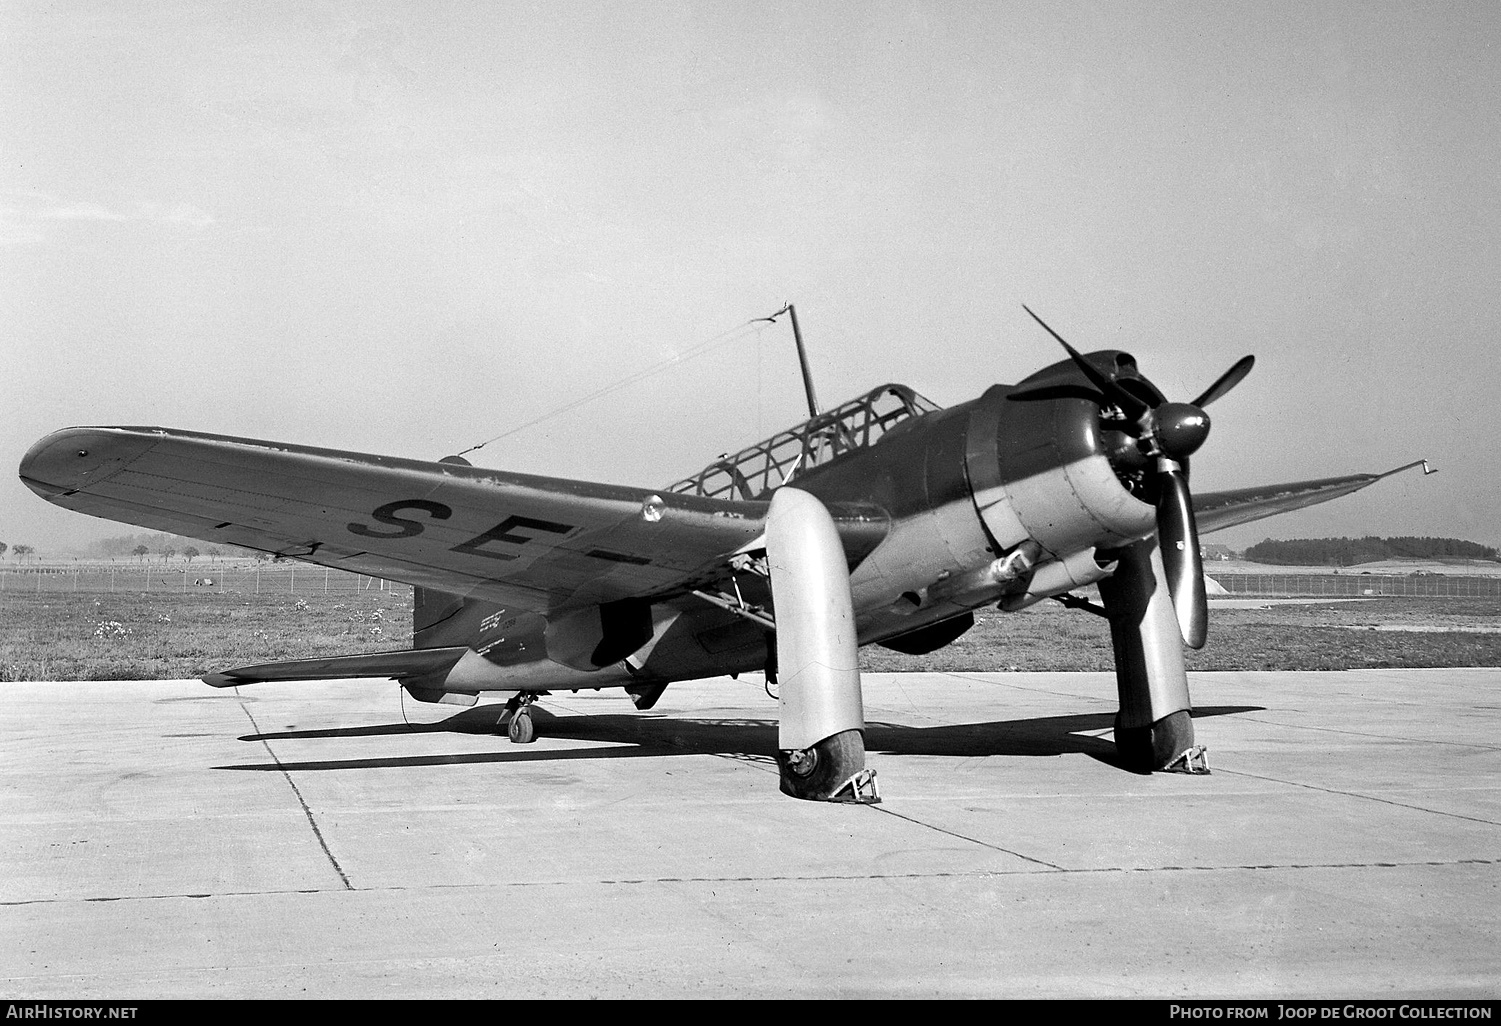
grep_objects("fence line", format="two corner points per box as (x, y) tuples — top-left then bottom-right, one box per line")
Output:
(3, 565), (1497, 600)
(0, 565), (412, 598)
(1208, 573), (1501, 599)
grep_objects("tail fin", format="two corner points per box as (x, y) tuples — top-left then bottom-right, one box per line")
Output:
(414, 586), (470, 647)
(403, 586), (501, 704)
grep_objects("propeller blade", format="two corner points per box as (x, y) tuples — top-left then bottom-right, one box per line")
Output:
(1155, 465), (1208, 649)
(1022, 306), (1152, 422)
(1006, 384), (1109, 404)
(1190, 354), (1255, 409)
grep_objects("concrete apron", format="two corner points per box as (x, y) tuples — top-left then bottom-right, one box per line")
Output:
(1, 669), (1497, 998)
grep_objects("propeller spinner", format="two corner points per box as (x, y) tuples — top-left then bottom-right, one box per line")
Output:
(1011, 306), (1253, 649)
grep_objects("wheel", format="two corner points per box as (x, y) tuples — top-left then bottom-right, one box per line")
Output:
(1114, 709), (1194, 771)
(508, 711), (536, 744)
(776, 729), (866, 800)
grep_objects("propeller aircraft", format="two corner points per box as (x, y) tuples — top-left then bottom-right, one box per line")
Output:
(19, 307), (1430, 802)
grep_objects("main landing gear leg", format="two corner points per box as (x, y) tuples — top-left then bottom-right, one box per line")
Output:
(765, 487), (879, 803)
(1099, 539), (1209, 774)
(500, 693), (538, 745)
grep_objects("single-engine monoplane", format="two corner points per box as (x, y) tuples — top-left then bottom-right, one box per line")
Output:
(20, 307), (1429, 801)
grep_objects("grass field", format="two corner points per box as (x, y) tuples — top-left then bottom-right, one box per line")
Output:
(863, 596), (1501, 673)
(2, 586), (1499, 681)
(0, 588), (414, 681)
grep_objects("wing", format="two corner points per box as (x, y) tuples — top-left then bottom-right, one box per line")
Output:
(1193, 460), (1433, 536)
(21, 426), (864, 613)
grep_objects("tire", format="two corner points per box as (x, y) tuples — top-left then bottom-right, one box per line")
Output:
(776, 729), (866, 800)
(1114, 709), (1194, 771)
(508, 712), (536, 745)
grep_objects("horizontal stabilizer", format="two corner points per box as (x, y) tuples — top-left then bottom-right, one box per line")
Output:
(203, 646), (469, 688)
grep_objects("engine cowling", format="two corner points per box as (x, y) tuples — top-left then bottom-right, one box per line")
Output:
(965, 357), (1159, 567)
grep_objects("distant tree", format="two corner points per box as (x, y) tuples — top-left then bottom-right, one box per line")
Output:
(1245, 535), (1499, 567)
(0, 542), (7, 560)
(133, 545), (149, 563)
(13, 544), (34, 563)
(183, 546), (200, 563)
(161, 548), (177, 563)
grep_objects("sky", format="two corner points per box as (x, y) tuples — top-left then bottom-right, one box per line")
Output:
(3, 1), (1498, 555)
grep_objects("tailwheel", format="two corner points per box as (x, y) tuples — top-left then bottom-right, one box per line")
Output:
(776, 729), (880, 803)
(501, 695), (538, 745)
(1114, 709), (1206, 773)
(508, 711), (536, 744)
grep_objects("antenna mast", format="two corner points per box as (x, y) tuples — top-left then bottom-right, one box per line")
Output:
(761, 303), (821, 419)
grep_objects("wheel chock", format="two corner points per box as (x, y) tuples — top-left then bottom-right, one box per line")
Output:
(1163, 745), (1210, 775)
(829, 768), (881, 804)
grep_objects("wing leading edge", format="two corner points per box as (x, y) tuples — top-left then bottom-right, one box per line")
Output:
(1192, 460), (1434, 536)
(21, 426), (851, 614)
(22, 426), (1424, 621)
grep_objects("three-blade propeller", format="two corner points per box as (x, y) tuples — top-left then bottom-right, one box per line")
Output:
(1011, 306), (1253, 649)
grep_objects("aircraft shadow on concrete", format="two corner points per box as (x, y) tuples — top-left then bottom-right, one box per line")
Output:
(219, 704), (1263, 775)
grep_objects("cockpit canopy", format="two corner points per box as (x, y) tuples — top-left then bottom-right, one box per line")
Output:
(665, 383), (941, 500)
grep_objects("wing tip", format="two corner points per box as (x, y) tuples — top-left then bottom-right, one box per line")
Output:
(1379, 458), (1437, 479)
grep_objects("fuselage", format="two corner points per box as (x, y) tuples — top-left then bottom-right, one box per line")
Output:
(433, 351), (1166, 694)
(774, 368), (1158, 647)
